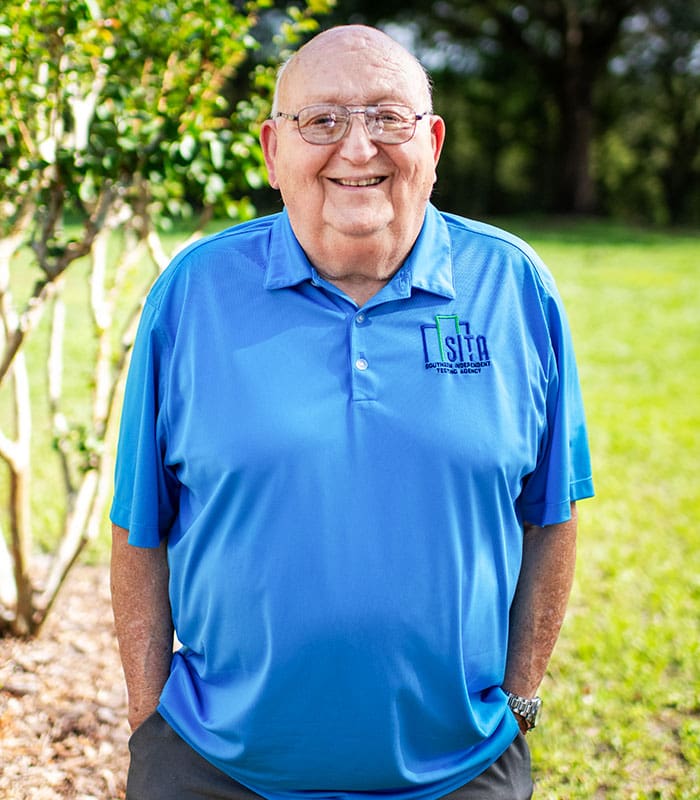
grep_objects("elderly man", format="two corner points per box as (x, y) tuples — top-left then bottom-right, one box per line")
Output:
(111, 24), (593, 800)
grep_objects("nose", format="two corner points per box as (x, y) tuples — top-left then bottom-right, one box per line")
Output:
(337, 112), (379, 161)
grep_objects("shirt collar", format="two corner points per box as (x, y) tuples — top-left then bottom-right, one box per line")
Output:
(263, 204), (455, 300)
(400, 203), (455, 299)
(263, 209), (316, 290)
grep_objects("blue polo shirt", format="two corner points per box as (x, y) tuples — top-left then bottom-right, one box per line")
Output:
(111, 204), (593, 800)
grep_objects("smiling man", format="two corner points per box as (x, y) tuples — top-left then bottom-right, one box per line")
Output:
(111, 25), (593, 800)
(260, 28), (444, 305)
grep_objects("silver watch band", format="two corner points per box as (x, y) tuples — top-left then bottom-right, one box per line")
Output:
(506, 691), (542, 729)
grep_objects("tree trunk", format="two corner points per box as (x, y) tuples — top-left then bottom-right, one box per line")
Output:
(10, 467), (34, 637)
(7, 349), (34, 637)
(557, 77), (597, 214)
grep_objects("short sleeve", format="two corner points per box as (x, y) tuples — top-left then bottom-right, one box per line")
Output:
(518, 288), (594, 527)
(110, 299), (179, 547)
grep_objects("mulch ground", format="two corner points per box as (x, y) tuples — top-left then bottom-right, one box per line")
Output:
(0, 564), (129, 799)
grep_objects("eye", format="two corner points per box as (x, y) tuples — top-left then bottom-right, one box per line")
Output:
(309, 114), (336, 128)
(300, 107), (344, 129)
(378, 111), (404, 124)
(373, 106), (412, 127)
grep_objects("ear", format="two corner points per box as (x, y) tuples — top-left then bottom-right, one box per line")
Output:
(429, 115), (446, 166)
(260, 119), (280, 189)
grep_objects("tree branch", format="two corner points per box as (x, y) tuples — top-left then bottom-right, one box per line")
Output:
(7, 351), (34, 636)
(35, 470), (100, 626)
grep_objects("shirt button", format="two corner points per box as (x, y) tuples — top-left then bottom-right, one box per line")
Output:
(355, 313), (366, 325)
(355, 357), (369, 371)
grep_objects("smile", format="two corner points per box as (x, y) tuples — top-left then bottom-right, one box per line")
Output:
(330, 177), (386, 187)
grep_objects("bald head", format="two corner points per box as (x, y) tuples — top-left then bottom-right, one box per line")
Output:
(271, 25), (433, 116)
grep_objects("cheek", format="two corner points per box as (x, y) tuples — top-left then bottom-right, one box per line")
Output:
(278, 159), (327, 199)
(413, 157), (439, 196)
(394, 158), (436, 198)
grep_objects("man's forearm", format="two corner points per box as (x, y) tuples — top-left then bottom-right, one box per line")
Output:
(504, 503), (578, 704)
(110, 524), (174, 730)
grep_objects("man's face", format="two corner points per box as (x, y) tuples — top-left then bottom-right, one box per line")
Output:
(261, 28), (445, 274)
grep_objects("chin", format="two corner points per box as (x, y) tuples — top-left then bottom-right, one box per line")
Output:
(327, 212), (394, 238)
(339, 223), (388, 238)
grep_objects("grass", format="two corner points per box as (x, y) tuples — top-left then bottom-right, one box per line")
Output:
(3, 215), (699, 795)
(491, 217), (700, 798)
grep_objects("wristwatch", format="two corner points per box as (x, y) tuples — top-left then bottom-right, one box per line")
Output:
(506, 691), (542, 730)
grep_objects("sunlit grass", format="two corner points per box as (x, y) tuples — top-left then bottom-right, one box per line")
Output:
(495, 217), (700, 798)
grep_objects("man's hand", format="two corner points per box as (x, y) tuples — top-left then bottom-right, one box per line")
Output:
(513, 714), (530, 735)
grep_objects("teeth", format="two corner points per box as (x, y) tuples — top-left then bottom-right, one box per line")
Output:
(335, 177), (383, 187)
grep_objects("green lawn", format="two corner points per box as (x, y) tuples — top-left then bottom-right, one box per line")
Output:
(3, 216), (699, 796)
(494, 218), (700, 798)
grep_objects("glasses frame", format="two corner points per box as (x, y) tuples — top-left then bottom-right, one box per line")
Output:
(273, 103), (431, 146)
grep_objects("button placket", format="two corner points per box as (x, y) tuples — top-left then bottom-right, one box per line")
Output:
(350, 311), (376, 401)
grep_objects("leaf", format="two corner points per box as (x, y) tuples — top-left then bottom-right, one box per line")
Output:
(179, 134), (197, 161)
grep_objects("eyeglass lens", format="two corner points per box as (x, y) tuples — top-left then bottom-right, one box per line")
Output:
(296, 105), (419, 144)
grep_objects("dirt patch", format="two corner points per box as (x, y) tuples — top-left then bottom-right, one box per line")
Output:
(0, 564), (129, 799)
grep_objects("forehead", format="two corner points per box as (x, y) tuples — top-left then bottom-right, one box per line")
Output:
(280, 34), (427, 109)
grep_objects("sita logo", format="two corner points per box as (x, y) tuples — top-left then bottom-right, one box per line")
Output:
(421, 315), (492, 375)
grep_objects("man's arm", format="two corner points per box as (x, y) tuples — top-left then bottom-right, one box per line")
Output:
(504, 502), (578, 731)
(110, 524), (174, 731)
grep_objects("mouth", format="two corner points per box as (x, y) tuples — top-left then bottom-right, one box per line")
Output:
(329, 176), (386, 187)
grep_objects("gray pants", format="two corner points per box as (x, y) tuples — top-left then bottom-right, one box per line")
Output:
(126, 712), (533, 800)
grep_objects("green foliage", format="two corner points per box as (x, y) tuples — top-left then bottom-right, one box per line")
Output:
(0, 0), (335, 241)
(0, 0), (336, 636)
(594, 2), (700, 226)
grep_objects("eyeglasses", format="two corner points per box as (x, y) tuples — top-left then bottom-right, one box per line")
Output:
(273, 104), (430, 145)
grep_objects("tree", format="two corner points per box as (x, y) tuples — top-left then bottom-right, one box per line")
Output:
(0, 0), (334, 637)
(595, 2), (700, 223)
(326, 0), (672, 216)
(471, 0), (653, 214)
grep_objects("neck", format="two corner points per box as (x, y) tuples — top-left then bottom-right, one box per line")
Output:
(303, 232), (413, 307)
(315, 270), (392, 306)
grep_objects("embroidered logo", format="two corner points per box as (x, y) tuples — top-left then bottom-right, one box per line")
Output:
(421, 315), (492, 375)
